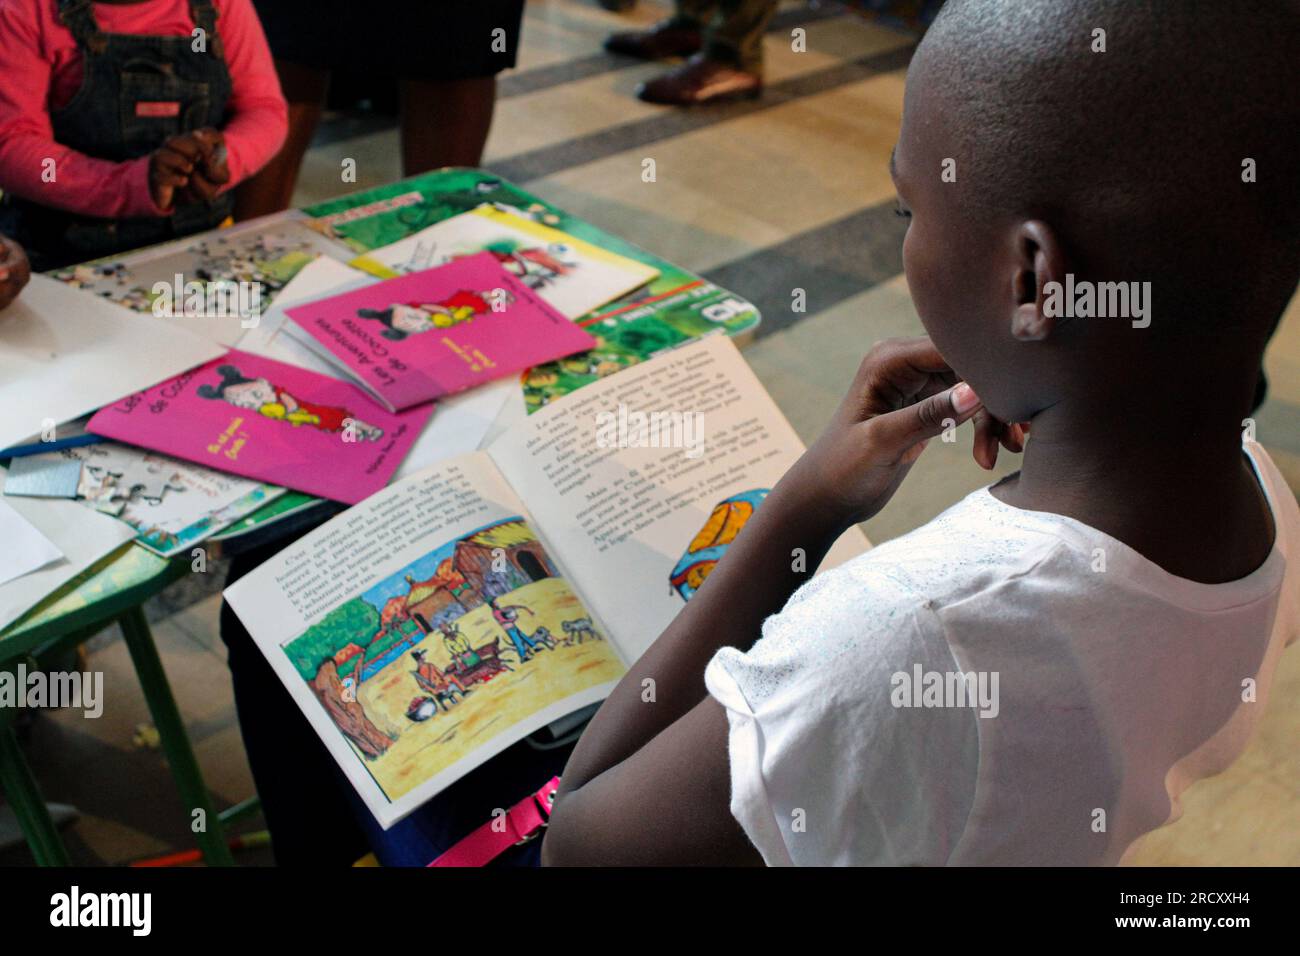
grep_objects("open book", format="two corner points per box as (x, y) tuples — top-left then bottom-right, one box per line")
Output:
(224, 335), (868, 828)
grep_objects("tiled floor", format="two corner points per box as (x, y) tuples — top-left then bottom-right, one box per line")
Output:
(3, 0), (1297, 866)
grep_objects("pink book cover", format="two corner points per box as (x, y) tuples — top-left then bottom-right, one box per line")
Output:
(284, 252), (596, 412)
(86, 350), (433, 505)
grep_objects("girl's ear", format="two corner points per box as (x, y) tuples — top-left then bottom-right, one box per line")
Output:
(1010, 220), (1067, 342)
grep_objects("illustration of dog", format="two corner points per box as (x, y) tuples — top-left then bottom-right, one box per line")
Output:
(561, 618), (600, 646)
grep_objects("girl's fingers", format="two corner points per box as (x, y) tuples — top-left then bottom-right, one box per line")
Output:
(971, 409), (1001, 470)
(156, 148), (195, 175)
(186, 172), (219, 201)
(205, 159), (231, 185)
(154, 169), (190, 188)
(1000, 422), (1025, 453)
(863, 382), (982, 460)
(164, 134), (205, 161)
(970, 410), (1030, 468)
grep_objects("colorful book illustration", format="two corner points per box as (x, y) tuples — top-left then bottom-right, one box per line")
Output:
(670, 489), (771, 601)
(51, 214), (356, 346)
(283, 253), (597, 412)
(349, 204), (660, 321)
(302, 171), (760, 414)
(86, 350), (433, 505)
(224, 336), (868, 828)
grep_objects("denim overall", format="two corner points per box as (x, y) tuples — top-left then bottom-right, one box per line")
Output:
(0, 0), (233, 270)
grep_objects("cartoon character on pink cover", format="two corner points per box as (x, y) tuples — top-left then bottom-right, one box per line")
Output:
(357, 287), (514, 341)
(197, 364), (384, 441)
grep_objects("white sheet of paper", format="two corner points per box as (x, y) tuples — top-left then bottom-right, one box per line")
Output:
(393, 379), (514, 476)
(0, 468), (136, 631)
(0, 498), (63, 587)
(0, 275), (224, 451)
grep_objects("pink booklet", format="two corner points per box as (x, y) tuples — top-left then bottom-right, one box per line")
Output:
(87, 350), (433, 505)
(283, 252), (597, 412)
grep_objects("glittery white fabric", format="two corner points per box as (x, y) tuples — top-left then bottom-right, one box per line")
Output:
(706, 443), (1299, 865)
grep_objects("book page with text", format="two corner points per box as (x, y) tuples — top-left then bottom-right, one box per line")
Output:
(489, 335), (869, 664)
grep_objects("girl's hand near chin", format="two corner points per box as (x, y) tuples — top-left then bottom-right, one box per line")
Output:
(778, 336), (986, 528)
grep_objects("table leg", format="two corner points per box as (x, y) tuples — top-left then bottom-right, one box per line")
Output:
(0, 726), (71, 866)
(118, 606), (236, 867)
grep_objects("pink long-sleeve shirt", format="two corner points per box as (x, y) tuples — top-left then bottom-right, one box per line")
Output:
(0, 0), (287, 220)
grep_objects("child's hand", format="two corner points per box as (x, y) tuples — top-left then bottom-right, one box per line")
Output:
(179, 128), (231, 204)
(970, 409), (1028, 471)
(0, 235), (31, 312)
(784, 336), (985, 527)
(149, 132), (206, 210)
(149, 129), (228, 209)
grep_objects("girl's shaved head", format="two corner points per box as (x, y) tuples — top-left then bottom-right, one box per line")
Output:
(909, 0), (1299, 335)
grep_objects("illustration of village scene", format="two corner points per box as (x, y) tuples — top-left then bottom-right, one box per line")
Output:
(282, 517), (625, 801)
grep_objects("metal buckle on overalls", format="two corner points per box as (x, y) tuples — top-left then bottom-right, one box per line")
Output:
(512, 786), (558, 846)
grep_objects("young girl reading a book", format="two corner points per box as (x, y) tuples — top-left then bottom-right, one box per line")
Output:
(0, 0), (287, 270)
(542, 0), (1300, 865)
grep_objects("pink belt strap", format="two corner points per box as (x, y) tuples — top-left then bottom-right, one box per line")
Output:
(427, 776), (561, 867)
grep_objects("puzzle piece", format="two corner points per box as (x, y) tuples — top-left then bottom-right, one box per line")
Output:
(3, 456), (83, 498)
(110, 459), (185, 502)
(71, 444), (185, 503)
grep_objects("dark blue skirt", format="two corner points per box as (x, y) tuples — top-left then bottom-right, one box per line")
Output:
(252, 0), (525, 79)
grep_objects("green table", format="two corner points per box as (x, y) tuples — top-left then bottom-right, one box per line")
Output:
(0, 167), (760, 866)
(0, 546), (223, 865)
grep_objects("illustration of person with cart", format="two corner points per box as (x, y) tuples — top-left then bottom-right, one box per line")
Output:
(410, 649), (470, 702)
(439, 621), (481, 669)
(489, 597), (553, 663)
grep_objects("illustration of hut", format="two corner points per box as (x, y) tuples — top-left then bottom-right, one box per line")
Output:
(453, 519), (555, 601)
(670, 489), (770, 601)
(379, 595), (409, 633)
(404, 562), (475, 634)
(333, 643), (365, 668)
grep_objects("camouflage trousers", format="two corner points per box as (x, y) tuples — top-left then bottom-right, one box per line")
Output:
(669, 0), (779, 72)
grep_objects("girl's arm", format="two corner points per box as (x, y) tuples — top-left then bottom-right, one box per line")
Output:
(0, 2), (164, 218)
(211, 0), (287, 190)
(542, 338), (986, 865)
